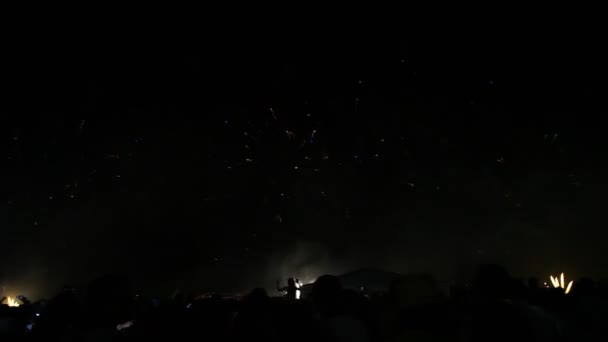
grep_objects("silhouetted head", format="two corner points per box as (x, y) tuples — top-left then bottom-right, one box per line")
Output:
(528, 277), (539, 289)
(390, 273), (444, 308)
(339, 289), (368, 316)
(86, 274), (133, 326)
(312, 275), (342, 315)
(287, 278), (295, 287)
(510, 278), (527, 299)
(577, 277), (596, 295)
(473, 264), (511, 298)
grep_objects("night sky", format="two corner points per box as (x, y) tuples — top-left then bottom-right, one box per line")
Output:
(4, 29), (608, 298)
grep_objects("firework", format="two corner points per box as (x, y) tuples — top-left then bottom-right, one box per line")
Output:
(549, 273), (574, 295)
(5, 296), (20, 307)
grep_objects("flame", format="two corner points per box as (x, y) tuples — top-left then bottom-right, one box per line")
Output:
(6, 296), (20, 307)
(549, 273), (574, 294)
(550, 276), (560, 288)
(565, 281), (574, 295)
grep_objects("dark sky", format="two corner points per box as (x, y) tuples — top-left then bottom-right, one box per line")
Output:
(4, 28), (608, 298)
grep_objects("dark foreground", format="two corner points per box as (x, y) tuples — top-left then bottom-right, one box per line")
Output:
(1, 266), (607, 341)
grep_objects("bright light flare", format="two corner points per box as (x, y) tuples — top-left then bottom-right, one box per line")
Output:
(565, 281), (574, 295)
(549, 273), (574, 294)
(6, 296), (20, 307)
(295, 280), (302, 300)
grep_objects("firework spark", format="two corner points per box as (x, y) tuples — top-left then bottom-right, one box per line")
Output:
(5, 296), (20, 307)
(549, 273), (574, 294)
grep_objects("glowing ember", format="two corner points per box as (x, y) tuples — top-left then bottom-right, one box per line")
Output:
(5, 296), (20, 307)
(549, 273), (574, 294)
(565, 281), (574, 295)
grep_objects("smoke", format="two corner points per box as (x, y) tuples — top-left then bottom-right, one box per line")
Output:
(262, 240), (349, 293)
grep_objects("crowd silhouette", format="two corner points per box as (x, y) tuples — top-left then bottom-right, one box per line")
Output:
(1, 265), (607, 341)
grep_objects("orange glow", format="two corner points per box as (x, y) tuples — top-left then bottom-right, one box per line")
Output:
(6, 296), (20, 307)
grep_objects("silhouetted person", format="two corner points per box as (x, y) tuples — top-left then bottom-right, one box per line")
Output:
(469, 264), (534, 341)
(311, 275), (374, 341)
(312, 275), (342, 317)
(528, 277), (540, 289)
(84, 274), (134, 341)
(576, 277), (596, 296)
(277, 278), (298, 301)
(386, 273), (450, 340)
(32, 286), (82, 340)
(234, 288), (277, 341)
(294, 278), (303, 299)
